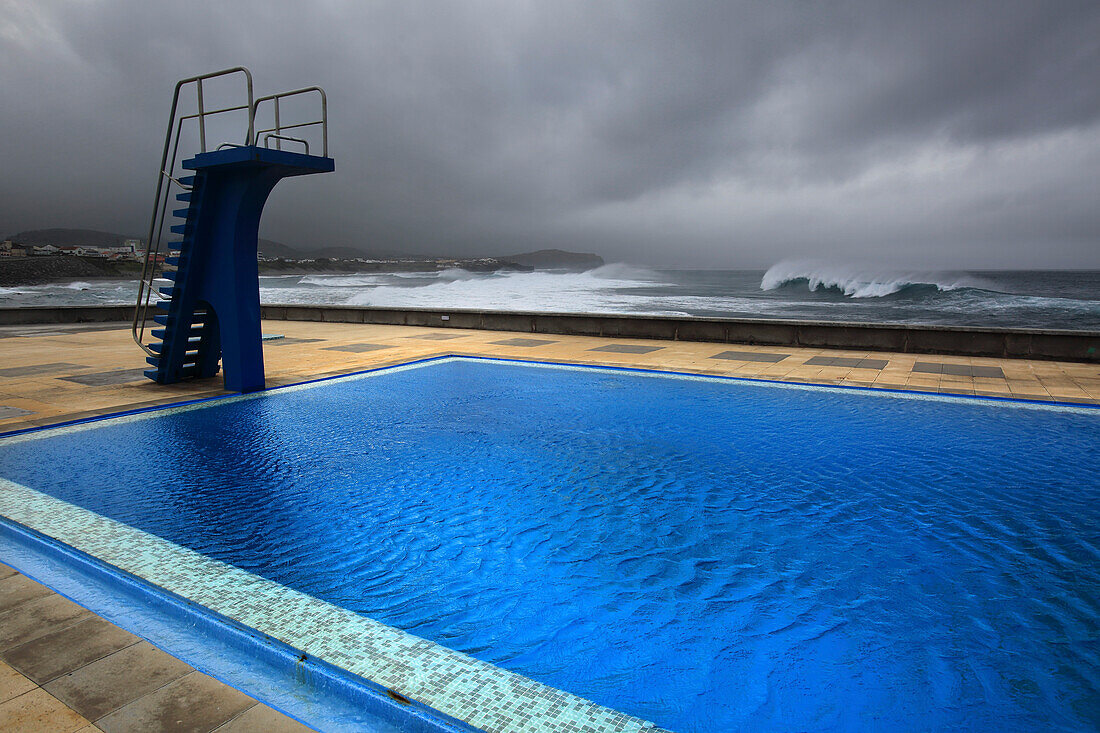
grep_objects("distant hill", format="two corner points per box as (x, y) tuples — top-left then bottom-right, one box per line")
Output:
(6, 230), (603, 271)
(8, 229), (139, 247)
(256, 238), (302, 259)
(501, 249), (604, 271)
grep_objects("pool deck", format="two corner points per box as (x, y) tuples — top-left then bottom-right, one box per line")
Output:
(1, 319), (1098, 731)
(1, 320), (1097, 435)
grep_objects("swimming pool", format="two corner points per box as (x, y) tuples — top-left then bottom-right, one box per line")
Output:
(1, 357), (1098, 731)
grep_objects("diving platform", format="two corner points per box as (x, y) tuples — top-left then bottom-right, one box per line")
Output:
(133, 68), (334, 392)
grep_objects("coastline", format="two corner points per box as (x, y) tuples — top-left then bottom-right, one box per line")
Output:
(0, 255), (534, 286)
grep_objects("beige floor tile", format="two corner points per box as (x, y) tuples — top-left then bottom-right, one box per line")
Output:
(0, 662), (36, 705)
(0, 688), (91, 733)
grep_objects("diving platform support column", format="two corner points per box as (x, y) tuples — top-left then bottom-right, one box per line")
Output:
(152, 146), (333, 392)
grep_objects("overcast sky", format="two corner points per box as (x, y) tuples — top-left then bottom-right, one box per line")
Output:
(1, 1), (1098, 268)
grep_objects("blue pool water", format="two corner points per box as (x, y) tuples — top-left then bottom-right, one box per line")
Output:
(1, 358), (1098, 732)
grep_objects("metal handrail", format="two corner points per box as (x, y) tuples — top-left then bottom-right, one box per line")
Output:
(133, 71), (330, 358)
(262, 133), (310, 154)
(132, 67), (254, 355)
(253, 86), (328, 157)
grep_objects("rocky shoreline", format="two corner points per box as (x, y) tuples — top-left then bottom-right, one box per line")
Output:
(0, 255), (537, 286)
(0, 256), (143, 286)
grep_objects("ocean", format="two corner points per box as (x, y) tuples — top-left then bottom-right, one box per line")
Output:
(2, 262), (1098, 330)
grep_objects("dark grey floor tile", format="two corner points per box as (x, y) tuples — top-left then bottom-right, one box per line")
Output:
(404, 333), (467, 340)
(44, 641), (193, 722)
(265, 338), (325, 346)
(214, 704), (314, 732)
(3, 616), (139, 684)
(0, 330), (72, 338)
(96, 672), (255, 733)
(912, 362), (1004, 378)
(0, 363), (90, 378)
(491, 338), (559, 347)
(58, 368), (149, 386)
(711, 350), (789, 363)
(0, 594), (91, 651)
(805, 356), (889, 369)
(0, 406), (34, 419)
(940, 364), (974, 376)
(0, 575), (54, 613)
(321, 343), (391, 353)
(588, 344), (664, 354)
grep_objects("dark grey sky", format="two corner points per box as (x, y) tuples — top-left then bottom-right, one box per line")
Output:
(2, 1), (1098, 268)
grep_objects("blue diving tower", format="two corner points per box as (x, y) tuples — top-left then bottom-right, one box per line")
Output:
(132, 67), (334, 392)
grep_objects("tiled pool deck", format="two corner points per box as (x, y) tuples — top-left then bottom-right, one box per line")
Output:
(1, 321), (1097, 434)
(1, 320), (1098, 732)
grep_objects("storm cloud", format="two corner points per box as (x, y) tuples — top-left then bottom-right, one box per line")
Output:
(1, 0), (1098, 267)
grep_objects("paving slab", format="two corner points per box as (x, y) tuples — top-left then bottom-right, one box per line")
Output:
(712, 350), (789, 363)
(213, 703), (314, 732)
(2, 615), (139, 684)
(96, 671), (256, 733)
(0, 687), (91, 733)
(321, 343), (391, 353)
(0, 661), (36, 704)
(491, 338), (559, 347)
(44, 641), (194, 723)
(264, 337), (325, 346)
(405, 332), (468, 340)
(58, 368), (151, 387)
(0, 363), (91, 378)
(0, 594), (91, 650)
(805, 355), (889, 369)
(589, 344), (664, 354)
(0, 575), (55, 612)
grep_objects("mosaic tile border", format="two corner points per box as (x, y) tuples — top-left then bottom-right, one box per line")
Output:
(0, 479), (660, 733)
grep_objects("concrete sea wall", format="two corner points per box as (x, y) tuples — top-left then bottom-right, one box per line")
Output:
(2, 304), (1098, 363)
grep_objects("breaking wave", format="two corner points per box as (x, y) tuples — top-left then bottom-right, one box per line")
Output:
(344, 264), (662, 312)
(760, 261), (998, 299)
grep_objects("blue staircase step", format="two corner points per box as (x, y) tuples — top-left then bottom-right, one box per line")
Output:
(154, 300), (172, 311)
(145, 355), (161, 367)
(172, 207), (191, 218)
(151, 328), (166, 339)
(149, 342), (164, 353)
(176, 191), (192, 202)
(158, 286), (176, 298)
(162, 271), (178, 281)
(165, 257), (181, 266)
(170, 224), (192, 235)
(179, 175), (196, 186)
(144, 369), (160, 380)
(153, 314), (170, 325)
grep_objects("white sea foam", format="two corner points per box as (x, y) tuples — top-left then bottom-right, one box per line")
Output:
(298, 274), (391, 287)
(343, 264), (661, 313)
(760, 260), (991, 298)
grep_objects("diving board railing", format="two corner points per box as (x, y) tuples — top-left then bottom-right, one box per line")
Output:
(254, 87), (328, 157)
(132, 68), (329, 357)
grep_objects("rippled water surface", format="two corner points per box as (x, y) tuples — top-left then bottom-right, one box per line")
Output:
(2, 359), (1099, 732)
